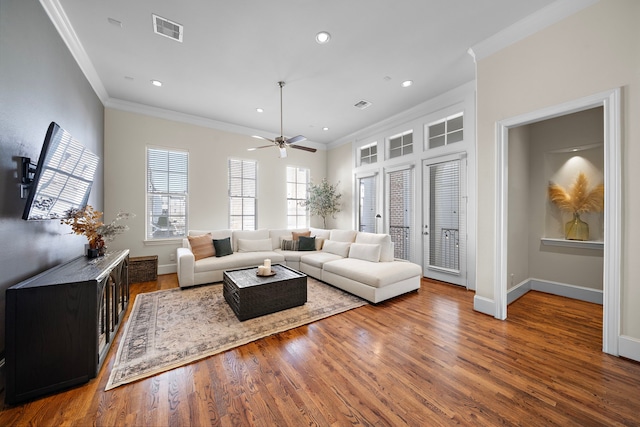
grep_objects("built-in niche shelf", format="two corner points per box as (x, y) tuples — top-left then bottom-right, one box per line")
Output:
(541, 237), (603, 250)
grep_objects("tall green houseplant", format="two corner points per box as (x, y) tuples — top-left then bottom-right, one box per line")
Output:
(301, 178), (342, 228)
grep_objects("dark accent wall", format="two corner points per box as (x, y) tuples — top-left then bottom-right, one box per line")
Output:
(0, 0), (104, 354)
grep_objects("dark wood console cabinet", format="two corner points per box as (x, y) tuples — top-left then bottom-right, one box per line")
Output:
(5, 250), (129, 404)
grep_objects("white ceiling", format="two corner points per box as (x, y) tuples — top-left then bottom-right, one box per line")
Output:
(54, 0), (559, 147)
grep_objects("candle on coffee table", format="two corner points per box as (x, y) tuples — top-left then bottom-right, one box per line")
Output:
(264, 259), (271, 270)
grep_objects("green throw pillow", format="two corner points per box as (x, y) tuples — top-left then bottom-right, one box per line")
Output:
(213, 237), (233, 257)
(298, 235), (316, 251)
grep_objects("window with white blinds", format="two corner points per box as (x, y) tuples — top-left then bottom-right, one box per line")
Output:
(146, 147), (188, 240)
(429, 160), (461, 271)
(229, 158), (257, 230)
(287, 166), (309, 228)
(427, 112), (463, 149)
(387, 167), (413, 260)
(389, 131), (413, 159)
(358, 175), (377, 232)
(360, 142), (377, 165)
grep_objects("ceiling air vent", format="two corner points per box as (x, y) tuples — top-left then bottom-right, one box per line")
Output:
(152, 14), (183, 42)
(354, 100), (372, 110)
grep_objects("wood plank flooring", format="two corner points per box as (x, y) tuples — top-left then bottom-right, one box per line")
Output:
(1, 275), (639, 426)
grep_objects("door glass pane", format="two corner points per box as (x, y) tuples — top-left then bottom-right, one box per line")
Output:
(388, 168), (412, 260)
(358, 176), (376, 232)
(429, 160), (460, 271)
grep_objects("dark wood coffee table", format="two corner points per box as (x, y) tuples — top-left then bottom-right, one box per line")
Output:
(223, 264), (307, 321)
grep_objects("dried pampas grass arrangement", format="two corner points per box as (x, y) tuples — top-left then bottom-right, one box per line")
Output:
(548, 172), (604, 214)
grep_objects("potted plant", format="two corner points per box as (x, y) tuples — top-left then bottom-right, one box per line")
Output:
(300, 178), (342, 228)
(61, 205), (133, 257)
(548, 172), (604, 241)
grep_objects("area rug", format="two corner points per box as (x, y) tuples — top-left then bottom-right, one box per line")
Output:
(105, 278), (367, 390)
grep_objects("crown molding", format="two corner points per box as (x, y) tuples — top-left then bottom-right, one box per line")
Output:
(39, 0), (109, 103)
(104, 98), (326, 151)
(468, 0), (599, 62)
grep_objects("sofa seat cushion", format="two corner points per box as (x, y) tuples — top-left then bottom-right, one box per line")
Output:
(194, 251), (284, 273)
(322, 258), (422, 288)
(274, 249), (319, 262)
(299, 252), (343, 269)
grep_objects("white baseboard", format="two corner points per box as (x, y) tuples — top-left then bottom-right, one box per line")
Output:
(473, 295), (495, 317)
(158, 263), (177, 275)
(619, 335), (640, 363)
(507, 278), (603, 305)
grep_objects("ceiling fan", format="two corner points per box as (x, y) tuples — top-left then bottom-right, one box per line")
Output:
(248, 81), (316, 158)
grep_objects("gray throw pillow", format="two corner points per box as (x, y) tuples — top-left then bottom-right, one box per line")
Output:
(281, 239), (299, 251)
(213, 237), (233, 257)
(298, 235), (316, 251)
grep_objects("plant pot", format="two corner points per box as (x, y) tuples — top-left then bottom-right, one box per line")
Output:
(565, 212), (589, 241)
(87, 248), (100, 258)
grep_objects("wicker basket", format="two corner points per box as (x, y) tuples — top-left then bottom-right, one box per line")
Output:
(128, 255), (158, 284)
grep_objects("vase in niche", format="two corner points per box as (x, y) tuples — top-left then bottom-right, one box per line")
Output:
(565, 212), (589, 241)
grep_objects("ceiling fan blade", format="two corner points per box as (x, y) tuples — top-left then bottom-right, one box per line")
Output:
(252, 135), (275, 143)
(290, 144), (317, 153)
(247, 144), (276, 151)
(286, 135), (306, 145)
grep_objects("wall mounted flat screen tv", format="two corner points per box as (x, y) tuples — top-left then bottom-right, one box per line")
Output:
(22, 122), (99, 220)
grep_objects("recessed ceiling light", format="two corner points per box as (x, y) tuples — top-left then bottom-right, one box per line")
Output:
(315, 31), (331, 44)
(256, 108), (264, 113)
(323, 127), (329, 131)
(151, 80), (163, 87)
(401, 80), (413, 88)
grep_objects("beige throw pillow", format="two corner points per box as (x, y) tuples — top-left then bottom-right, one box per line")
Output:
(292, 231), (311, 241)
(187, 233), (215, 260)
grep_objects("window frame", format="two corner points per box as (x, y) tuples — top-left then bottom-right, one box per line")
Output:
(388, 130), (413, 159)
(426, 112), (464, 150)
(286, 166), (310, 229)
(228, 158), (257, 230)
(359, 142), (378, 166)
(145, 146), (189, 241)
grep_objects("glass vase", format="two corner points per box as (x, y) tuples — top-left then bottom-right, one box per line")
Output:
(565, 212), (589, 241)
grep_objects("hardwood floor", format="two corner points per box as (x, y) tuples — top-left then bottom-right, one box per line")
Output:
(1, 275), (639, 426)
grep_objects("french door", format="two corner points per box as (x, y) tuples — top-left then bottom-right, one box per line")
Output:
(386, 166), (414, 261)
(357, 175), (377, 233)
(422, 156), (467, 286)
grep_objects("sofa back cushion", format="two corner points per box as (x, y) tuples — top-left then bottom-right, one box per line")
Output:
(355, 232), (394, 262)
(310, 227), (331, 239)
(329, 229), (357, 243)
(189, 229), (232, 240)
(232, 229), (270, 252)
(237, 238), (273, 252)
(348, 242), (381, 263)
(322, 240), (351, 257)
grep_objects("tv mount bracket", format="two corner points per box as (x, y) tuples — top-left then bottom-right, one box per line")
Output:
(20, 156), (36, 199)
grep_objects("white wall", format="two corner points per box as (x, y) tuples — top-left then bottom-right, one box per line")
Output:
(507, 125), (530, 289)
(475, 0), (639, 353)
(104, 108), (326, 273)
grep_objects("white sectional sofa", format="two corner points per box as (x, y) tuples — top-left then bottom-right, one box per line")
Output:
(176, 227), (422, 303)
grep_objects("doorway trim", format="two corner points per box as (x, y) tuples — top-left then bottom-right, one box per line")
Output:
(495, 88), (621, 355)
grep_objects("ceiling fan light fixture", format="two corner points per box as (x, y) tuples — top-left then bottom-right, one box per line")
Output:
(256, 108), (263, 113)
(279, 147), (288, 158)
(151, 79), (163, 87)
(315, 31), (331, 44)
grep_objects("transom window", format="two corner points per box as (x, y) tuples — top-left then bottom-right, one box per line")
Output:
(389, 131), (413, 159)
(360, 142), (377, 165)
(286, 166), (310, 228)
(228, 158), (257, 230)
(427, 112), (463, 149)
(146, 147), (188, 240)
